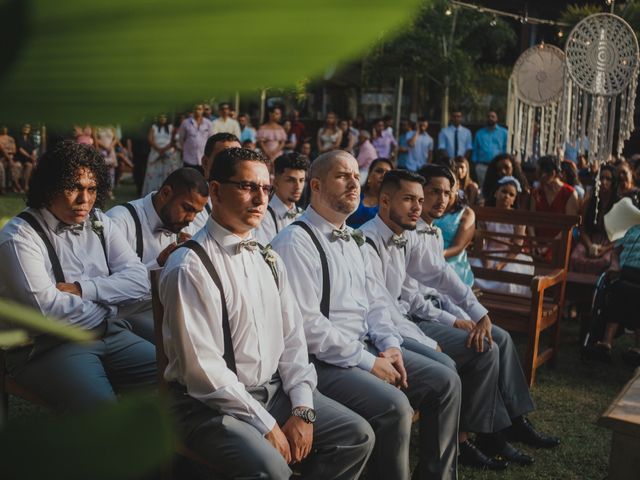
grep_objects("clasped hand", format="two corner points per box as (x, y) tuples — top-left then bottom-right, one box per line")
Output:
(265, 416), (313, 464)
(372, 347), (408, 389)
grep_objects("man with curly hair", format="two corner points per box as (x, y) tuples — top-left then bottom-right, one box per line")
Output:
(0, 140), (157, 410)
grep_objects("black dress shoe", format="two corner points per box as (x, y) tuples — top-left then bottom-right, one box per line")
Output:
(506, 416), (561, 448)
(459, 440), (509, 470)
(493, 441), (535, 466)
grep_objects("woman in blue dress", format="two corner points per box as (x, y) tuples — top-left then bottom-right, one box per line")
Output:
(434, 179), (476, 286)
(347, 158), (392, 228)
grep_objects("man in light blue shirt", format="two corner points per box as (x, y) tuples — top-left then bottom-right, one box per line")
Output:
(238, 114), (257, 144)
(406, 118), (433, 172)
(437, 111), (473, 160)
(472, 111), (508, 185)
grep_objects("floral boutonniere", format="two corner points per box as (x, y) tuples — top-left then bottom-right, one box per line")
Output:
(90, 217), (104, 236)
(350, 229), (365, 247)
(261, 244), (279, 284)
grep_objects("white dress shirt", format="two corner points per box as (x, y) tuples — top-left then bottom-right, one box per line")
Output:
(211, 117), (242, 138)
(160, 217), (317, 435)
(400, 218), (488, 323)
(360, 215), (438, 349)
(106, 192), (198, 270)
(0, 208), (150, 330)
(271, 207), (403, 372)
(254, 195), (303, 245)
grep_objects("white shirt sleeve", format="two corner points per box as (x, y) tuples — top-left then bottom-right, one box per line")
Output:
(401, 276), (457, 326)
(160, 260), (277, 435)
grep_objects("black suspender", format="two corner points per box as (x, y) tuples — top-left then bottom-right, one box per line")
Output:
(180, 240), (237, 374)
(267, 205), (279, 234)
(17, 211), (110, 281)
(205, 203), (212, 215)
(122, 202), (143, 260)
(18, 212), (66, 283)
(292, 221), (330, 318)
(364, 237), (380, 257)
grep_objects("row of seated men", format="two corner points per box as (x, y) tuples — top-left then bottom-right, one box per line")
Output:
(0, 136), (560, 480)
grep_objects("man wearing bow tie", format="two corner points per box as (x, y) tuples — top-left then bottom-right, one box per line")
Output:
(271, 150), (461, 480)
(361, 169), (530, 470)
(160, 147), (374, 480)
(107, 167), (209, 271)
(0, 141), (156, 410)
(407, 164), (559, 461)
(254, 152), (308, 244)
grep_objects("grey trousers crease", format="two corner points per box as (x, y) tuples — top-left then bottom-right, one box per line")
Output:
(314, 346), (460, 480)
(169, 378), (374, 480)
(5, 319), (157, 411)
(401, 337), (458, 372)
(416, 320), (535, 433)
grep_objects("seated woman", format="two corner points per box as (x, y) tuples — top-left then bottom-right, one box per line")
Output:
(560, 160), (586, 203)
(482, 153), (530, 209)
(346, 158), (392, 228)
(570, 164), (618, 274)
(434, 178), (475, 286)
(471, 176), (534, 297)
(616, 160), (639, 198)
(452, 156), (480, 206)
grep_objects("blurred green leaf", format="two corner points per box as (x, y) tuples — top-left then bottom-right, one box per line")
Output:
(0, 395), (175, 479)
(0, 328), (30, 348)
(0, 298), (94, 342)
(0, 0), (423, 126)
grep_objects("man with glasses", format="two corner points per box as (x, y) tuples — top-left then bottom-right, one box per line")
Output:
(160, 147), (374, 479)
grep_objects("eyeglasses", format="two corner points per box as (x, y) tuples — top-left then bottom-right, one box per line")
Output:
(221, 180), (273, 195)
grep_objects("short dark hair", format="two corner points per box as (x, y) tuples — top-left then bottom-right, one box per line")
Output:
(204, 133), (240, 158)
(274, 153), (310, 176)
(380, 169), (425, 195)
(537, 155), (561, 174)
(417, 164), (456, 188)
(161, 167), (209, 197)
(27, 140), (110, 210)
(219, 102), (230, 109)
(209, 147), (267, 182)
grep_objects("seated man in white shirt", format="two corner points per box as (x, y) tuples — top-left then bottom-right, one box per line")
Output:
(254, 152), (308, 244)
(410, 164), (560, 456)
(160, 147), (374, 480)
(271, 150), (461, 480)
(191, 132), (241, 232)
(361, 169), (532, 469)
(0, 141), (156, 411)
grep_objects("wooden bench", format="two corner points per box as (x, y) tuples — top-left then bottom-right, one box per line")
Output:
(598, 367), (640, 480)
(468, 207), (580, 387)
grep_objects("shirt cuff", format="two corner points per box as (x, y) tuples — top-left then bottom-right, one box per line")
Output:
(468, 303), (489, 323)
(357, 350), (377, 372)
(436, 310), (457, 327)
(289, 384), (314, 410)
(78, 279), (98, 302)
(378, 335), (402, 353)
(251, 404), (277, 436)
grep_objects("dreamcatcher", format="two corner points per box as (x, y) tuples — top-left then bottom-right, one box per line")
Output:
(562, 12), (639, 220)
(562, 13), (639, 165)
(506, 43), (566, 163)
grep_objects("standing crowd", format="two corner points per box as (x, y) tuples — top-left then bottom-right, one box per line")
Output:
(5, 101), (640, 479)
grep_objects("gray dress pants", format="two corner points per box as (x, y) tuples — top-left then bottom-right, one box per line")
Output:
(314, 345), (460, 480)
(169, 376), (374, 480)
(416, 320), (535, 433)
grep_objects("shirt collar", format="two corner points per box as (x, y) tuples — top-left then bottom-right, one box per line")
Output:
(303, 206), (348, 239)
(144, 192), (166, 233)
(40, 207), (89, 234)
(206, 216), (258, 256)
(371, 214), (399, 247)
(270, 194), (298, 219)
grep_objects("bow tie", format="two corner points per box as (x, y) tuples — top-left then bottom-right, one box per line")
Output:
(389, 234), (408, 248)
(331, 228), (351, 242)
(417, 224), (438, 236)
(154, 227), (174, 237)
(56, 222), (84, 235)
(237, 239), (259, 254)
(284, 208), (300, 219)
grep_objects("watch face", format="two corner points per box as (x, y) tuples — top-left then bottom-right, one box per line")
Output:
(307, 409), (316, 423)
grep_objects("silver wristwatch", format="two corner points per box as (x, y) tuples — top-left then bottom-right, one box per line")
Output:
(291, 406), (317, 424)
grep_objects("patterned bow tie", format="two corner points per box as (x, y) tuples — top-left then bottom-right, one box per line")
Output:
(56, 222), (84, 235)
(331, 228), (351, 242)
(389, 234), (408, 248)
(237, 239), (259, 254)
(417, 224), (438, 236)
(284, 208), (300, 219)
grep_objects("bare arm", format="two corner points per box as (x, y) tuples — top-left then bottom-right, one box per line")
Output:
(443, 208), (475, 259)
(566, 191), (580, 216)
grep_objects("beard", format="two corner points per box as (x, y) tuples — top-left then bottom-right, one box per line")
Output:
(390, 209), (416, 231)
(329, 191), (359, 215)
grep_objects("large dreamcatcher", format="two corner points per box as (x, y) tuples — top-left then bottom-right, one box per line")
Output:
(506, 43), (566, 162)
(562, 13), (639, 165)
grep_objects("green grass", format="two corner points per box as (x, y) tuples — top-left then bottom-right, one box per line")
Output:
(3, 180), (636, 479)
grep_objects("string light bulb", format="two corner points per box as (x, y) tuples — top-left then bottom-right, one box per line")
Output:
(445, 7), (453, 16)
(557, 30), (564, 38)
(490, 15), (497, 27)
